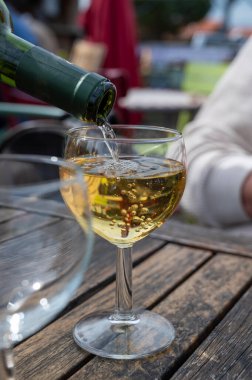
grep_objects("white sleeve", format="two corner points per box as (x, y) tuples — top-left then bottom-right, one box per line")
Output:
(182, 36), (252, 227)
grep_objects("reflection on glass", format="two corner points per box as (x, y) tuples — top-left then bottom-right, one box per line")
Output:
(0, 154), (93, 379)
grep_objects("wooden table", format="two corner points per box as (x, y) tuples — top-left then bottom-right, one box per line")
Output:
(9, 214), (252, 379)
(119, 88), (205, 129)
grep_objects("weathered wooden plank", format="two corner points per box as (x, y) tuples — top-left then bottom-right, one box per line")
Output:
(152, 219), (252, 257)
(170, 286), (252, 380)
(69, 254), (252, 380)
(74, 235), (166, 299)
(15, 244), (211, 380)
(0, 207), (25, 223)
(0, 213), (59, 243)
(0, 198), (73, 219)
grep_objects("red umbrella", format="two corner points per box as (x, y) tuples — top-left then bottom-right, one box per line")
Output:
(79, 0), (140, 90)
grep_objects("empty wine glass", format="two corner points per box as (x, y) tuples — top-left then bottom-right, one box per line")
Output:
(0, 154), (93, 379)
(63, 124), (186, 359)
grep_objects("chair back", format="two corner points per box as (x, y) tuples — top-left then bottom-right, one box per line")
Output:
(182, 61), (229, 96)
(0, 120), (68, 157)
(176, 61), (229, 131)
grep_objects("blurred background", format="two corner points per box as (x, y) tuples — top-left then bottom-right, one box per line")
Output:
(0, 0), (250, 131)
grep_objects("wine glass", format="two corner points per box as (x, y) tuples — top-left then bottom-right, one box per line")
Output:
(0, 154), (93, 379)
(64, 125), (186, 359)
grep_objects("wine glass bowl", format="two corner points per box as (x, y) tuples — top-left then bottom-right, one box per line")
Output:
(64, 124), (186, 359)
(65, 125), (186, 246)
(0, 155), (93, 379)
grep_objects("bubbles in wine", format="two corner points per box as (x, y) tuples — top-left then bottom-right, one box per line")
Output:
(103, 159), (139, 176)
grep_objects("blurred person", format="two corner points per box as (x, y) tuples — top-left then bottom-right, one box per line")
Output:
(8, 0), (59, 52)
(181, 36), (252, 231)
(0, 1), (40, 127)
(6, 0), (39, 44)
(181, 0), (252, 40)
(41, 0), (78, 24)
(40, 0), (60, 20)
(22, 13), (59, 52)
(78, 0), (140, 89)
(77, 0), (141, 125)
(79, 0), (91, 11)
(0, 0), (59, 130)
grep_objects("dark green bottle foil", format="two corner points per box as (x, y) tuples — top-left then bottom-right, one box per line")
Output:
(15, 46), (116, 122)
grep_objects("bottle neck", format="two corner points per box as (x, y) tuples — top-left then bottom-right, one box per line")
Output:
(0, 31), (33, 87)
(14, 45), (116, 122)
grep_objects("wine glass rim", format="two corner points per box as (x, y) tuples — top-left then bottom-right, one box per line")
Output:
(67, 125), (183, 143)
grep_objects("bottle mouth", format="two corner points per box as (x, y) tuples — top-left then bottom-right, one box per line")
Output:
(97, 83), (117, 125)
(85, 80), (116, 125)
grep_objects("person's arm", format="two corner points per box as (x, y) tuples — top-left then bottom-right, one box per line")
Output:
(229, 27), (252, 38)
(182, 36), (252, 227)
(179, 0), (225, 39)
(179, 20), (222, 40)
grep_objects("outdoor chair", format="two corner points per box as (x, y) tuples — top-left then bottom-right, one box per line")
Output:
(176, 61), (229, 131)
(0, 119), (68, 157)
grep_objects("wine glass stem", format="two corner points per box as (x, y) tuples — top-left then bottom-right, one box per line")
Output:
(114, 246), (137, 321)
(0, 348), (15, 380)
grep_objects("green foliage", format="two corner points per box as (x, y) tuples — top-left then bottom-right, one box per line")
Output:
(134, 0), (210, 39)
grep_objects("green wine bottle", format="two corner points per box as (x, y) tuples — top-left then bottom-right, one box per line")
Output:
(0, 0), (116, 123)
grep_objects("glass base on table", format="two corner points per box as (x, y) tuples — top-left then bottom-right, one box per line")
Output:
(73, 309), (175, 359)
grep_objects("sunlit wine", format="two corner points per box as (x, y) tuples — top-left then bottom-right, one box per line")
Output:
(63, 124), (186, 359)
(61, 156), (186, 246)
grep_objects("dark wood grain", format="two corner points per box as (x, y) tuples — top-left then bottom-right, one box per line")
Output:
(171, 286), (252, 380)
(152, 219), (252, 257)
(15, 244), (211, 380)
(0, 198), (73, 219)
(0, 207), (25, 223)
(73, 235), (166, 300)
(70, 254), (252, 380)
(2, 205), (251, 379)
(0, 213), (59, 243)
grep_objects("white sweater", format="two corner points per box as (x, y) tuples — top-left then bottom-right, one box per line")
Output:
(181, 36), (252, 227)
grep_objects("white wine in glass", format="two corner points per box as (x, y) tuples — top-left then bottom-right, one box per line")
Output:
(62, 125), (186, 359)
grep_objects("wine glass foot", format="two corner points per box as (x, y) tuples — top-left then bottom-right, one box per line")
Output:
(73, 309), (175, 359)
